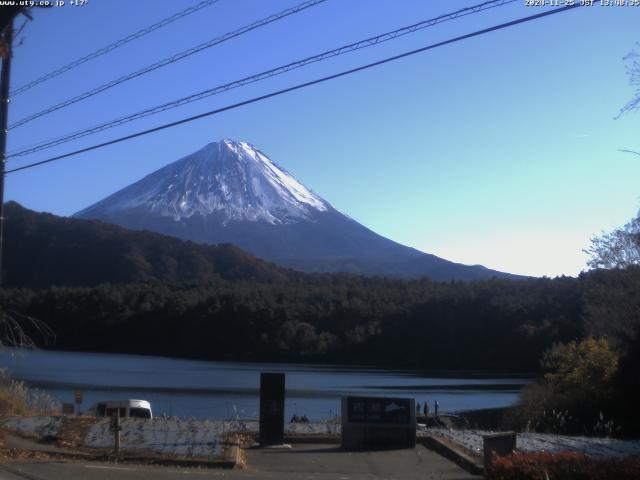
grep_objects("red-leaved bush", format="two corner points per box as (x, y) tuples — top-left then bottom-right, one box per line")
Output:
(485, 451), (640, 480)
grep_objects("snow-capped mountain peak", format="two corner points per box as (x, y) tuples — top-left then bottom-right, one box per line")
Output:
(74, 139), (521, 281)
(75, 139), (329, 225)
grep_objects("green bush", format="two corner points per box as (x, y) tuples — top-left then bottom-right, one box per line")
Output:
(503, 338), (621, 435)
(542, 338), (618, 400)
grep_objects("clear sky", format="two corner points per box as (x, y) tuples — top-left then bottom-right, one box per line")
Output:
(3, 0), (639, 277)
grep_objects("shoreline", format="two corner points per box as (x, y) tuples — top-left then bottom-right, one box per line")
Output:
(0, 347), (538, 378)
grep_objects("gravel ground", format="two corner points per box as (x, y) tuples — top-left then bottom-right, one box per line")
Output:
(1, 416), (63, 439)
(1, 416), (229, 458)
(84, 418), (226, 457)
(430, 428), (640, 458)
(0, 416), (341, 459)
(17, 416), (637, 461)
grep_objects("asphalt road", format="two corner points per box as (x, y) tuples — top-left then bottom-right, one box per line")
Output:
(0, 443), (478, 480)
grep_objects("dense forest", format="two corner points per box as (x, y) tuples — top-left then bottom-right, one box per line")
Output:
(1, 202), (297, 288)
(2, 267), (638, 373)
(1, 202), (639, 375)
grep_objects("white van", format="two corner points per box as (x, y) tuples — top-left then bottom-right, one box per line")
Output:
(89, 399), (153, 419)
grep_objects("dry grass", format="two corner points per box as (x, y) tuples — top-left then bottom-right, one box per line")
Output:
(0, 387), (28, 416)
(0, 368), (60, 416)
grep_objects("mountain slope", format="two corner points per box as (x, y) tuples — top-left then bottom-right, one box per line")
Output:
(2, 201), (294, 288)
(74, 139), (520, 281)
(75, 139), (328, 225)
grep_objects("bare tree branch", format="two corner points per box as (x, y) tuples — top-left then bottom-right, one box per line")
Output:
(0, 308), (55, 349)
(585, 214), (640, 270)
(619, 149), (640, 157)
(617, 42), (640, 118)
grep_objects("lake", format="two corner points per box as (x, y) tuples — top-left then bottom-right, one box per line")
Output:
(0, 349), (528, 421)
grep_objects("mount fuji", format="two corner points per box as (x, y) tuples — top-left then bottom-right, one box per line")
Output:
(74, 139), (517, 280)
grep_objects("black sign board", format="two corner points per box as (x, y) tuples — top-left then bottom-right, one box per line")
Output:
(346, 396), (411, 424)
(259, 372), (285, 445)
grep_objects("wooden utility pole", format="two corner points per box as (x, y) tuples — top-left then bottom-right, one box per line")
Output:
(0, 18), (12, 287)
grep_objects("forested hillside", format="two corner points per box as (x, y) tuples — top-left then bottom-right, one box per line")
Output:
(1, 201), (639, 374)
(2, 267), (638, 373)
(2, 202), (295, 287)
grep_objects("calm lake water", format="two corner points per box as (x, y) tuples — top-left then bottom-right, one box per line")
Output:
(0, 350), (528, 421)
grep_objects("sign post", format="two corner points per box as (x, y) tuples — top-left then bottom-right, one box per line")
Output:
(341, 396), (416, 449)
(259, 372), (285, 446)
(74, 390), (83, 416)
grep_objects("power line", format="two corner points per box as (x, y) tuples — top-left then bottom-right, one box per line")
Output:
(5, 4), (581, 176)
(10, 0), (222, 97)
(7, 0), (517, 159)
(8, 0), (328, 130)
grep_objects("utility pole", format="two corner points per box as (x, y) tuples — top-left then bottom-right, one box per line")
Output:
(0, 18), (13, 287)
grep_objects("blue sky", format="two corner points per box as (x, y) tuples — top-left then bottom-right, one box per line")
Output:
(4, 0), (639, 277)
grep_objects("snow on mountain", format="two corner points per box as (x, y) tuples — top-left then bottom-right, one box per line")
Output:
(75, 139), (328, 225)
(75, 139), (521, 281)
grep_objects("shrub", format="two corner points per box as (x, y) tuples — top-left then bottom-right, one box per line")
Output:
(503, 338), (622, 435)
(0, 368), (60, 416)
(542, 338), (618, 400)
(486, 451), (640, 480)
(0, 369), (29, 416)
